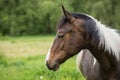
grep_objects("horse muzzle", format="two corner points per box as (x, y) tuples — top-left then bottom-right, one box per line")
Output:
(46, 60), (60, 71)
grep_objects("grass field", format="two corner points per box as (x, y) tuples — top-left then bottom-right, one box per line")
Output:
(0, 35), (85, 80)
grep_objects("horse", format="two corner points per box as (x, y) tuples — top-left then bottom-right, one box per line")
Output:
(45, 6), (120, 80)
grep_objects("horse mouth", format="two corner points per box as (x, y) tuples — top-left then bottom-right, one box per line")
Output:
(46, 62), (60, 71)
(52, 64), (60, 71)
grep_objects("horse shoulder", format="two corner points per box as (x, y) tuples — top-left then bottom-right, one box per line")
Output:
(76, 49), (101, 80)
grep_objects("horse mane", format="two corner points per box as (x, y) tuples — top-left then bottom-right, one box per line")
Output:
(56, 13), (91, 30)
(85, 14), (120, 60)
(58, 13), (120, 60)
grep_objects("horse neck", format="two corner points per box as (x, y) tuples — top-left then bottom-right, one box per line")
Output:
(86, 40), (117, 71)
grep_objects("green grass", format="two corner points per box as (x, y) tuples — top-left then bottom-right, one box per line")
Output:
(0, 35), (85, 80)
(0, 35), (54, 57)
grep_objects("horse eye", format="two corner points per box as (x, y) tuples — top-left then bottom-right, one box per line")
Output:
(58, 34), (64, 38)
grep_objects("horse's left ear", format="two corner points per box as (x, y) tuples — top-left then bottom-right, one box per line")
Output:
(61, 5), (75, 23)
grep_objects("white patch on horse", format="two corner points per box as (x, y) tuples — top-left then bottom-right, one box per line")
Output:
(45, 47), (51, 62)
(76, 50), (84, 70)
(45, 35), (56, 63)
(93, 58), (97, 67)
(87, 15), (120, 60)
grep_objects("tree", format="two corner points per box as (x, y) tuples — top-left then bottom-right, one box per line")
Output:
(0, 0), (120, 36)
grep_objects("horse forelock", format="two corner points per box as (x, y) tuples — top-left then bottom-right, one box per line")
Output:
(56, 17), (68, 31)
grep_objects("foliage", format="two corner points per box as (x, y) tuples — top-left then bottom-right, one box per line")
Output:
(0, 0), (120, 36)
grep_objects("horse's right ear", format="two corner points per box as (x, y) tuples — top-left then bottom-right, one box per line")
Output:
(61, 5), (75, 23)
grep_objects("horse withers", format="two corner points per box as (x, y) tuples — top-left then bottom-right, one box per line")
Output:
(45, 6), (120, 80)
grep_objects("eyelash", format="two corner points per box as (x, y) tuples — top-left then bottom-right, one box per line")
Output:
(58, 34), (64, 38)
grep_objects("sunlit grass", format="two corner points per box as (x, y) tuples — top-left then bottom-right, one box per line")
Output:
(0, 35), (85, 80)
(0, 35), (54, 57)
(0, 55), (85, 80)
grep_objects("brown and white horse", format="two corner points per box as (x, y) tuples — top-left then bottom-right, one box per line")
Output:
(45, 6), (120, 80)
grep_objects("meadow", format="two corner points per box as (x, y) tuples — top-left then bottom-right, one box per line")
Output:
(0, 35), (85, 80)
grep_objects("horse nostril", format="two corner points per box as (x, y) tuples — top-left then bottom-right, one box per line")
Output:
(46, 61), (59, 71)
(46, 61), (53, 70)
(46, 61), (50, 69)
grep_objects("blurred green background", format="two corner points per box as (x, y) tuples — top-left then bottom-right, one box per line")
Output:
(0, 36), (85, 80)
(0, 0), (120, 80)
(0, 0), (120, 36)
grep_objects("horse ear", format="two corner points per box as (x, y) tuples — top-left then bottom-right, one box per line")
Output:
(61, 5), (75, 23)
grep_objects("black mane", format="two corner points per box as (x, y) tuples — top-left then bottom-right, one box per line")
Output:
(57, 13), (91, 30)
(72, 13), (91, 20)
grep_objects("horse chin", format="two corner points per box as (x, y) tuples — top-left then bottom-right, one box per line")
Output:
(52, 64), (60, 71)
(46, 62), (60, 71)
